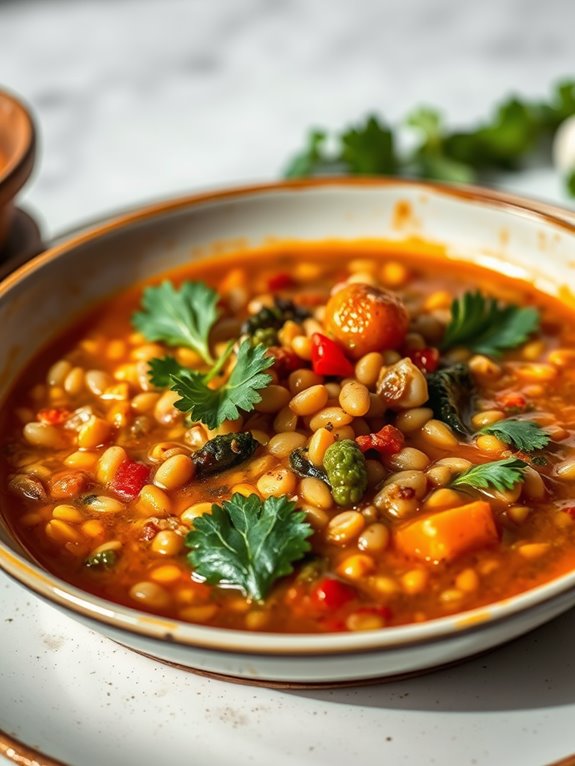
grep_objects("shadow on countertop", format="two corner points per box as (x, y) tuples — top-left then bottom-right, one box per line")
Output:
(288, 606), (575, 713)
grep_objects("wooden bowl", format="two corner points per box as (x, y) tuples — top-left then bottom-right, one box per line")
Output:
(0, 89), (36, 252)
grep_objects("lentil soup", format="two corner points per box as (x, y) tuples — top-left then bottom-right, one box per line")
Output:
(3, 244), (575, 634)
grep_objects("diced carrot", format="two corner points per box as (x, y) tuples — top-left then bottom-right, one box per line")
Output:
(394, 500), (498, 563)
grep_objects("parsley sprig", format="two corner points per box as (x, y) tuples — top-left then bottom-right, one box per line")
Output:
(135, 280), (274, 429)
(284, 80), (575, 194)
(149, 341), (273, 430)
(450, 457), (528, 492)
(133, 281), (219, 364)
(478, 419), (550, 452)
(186, 493), (313, 602)
(441, 291), (539, 357)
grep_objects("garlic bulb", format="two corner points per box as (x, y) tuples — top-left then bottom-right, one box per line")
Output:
(553, 115), (575, 173)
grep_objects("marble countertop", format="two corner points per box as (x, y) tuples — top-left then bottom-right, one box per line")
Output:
(2, 0), (575, 238)
(2, 2), (575, 766)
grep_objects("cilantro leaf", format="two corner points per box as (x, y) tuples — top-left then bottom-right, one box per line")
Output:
(148, 356), (185, 388)
(441, 291), (540, 357)
(566, 168), (575, 197)
(170, 340), (273, 430)
(450, 457), (528, 492)
(133, 281), (219, 364)
(478, 419), (550, 452)
(186, 493), (313, 602)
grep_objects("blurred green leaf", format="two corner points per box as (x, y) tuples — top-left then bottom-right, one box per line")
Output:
(340, 116), (397, 174)
(284, 130), (328, 178)
(283, 79), (575, 190)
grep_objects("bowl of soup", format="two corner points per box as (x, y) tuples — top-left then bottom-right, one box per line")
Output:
(0, 90), (35, 253)
(1, 178), (575, 685)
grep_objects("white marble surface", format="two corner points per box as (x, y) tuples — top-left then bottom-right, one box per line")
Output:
(2, 0), (575, 238)
(2, 2), (575, 765)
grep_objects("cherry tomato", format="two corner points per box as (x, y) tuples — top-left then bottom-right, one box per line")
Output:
(324, 283), (409, 359)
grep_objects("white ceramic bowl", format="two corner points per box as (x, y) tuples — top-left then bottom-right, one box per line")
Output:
(1, 179), (575, 685)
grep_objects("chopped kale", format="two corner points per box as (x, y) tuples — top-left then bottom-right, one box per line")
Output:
(426, 363), (475, 437)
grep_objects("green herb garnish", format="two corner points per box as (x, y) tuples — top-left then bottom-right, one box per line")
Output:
(149, 340), (273, 430)
(450, 457), (528, 492)
(284, 80), (575, 195)
(441, 291), (539, 357)
(133, 281), (219, 365)
(186, 493), (313, 602)
(478, 419), (550, 452)
(148, 355), (183, 388)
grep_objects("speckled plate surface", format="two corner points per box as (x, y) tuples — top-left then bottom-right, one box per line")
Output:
(2, 573), (575, 766)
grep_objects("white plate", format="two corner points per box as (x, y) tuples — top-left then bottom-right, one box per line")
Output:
(1, 572), (575, 766)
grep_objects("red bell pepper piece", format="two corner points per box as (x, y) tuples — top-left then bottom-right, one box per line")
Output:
(356, 425), (404, 456)
(408, 347), (440, 373)
(311, 333), (354, 377)
(265, 346), (301, 378)
(267, 272), (296, 291)
(110, 459), (151, 501)
(497, 392), (528, 413)
(37, 408), (71, 425)
(311, 577), (356, 610)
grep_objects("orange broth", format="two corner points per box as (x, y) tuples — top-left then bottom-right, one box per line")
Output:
(2, 243), (575, 633)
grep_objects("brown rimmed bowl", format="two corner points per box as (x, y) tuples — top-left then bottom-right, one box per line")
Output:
(0, 89), (36, 253)
(1, 178), (575, 685)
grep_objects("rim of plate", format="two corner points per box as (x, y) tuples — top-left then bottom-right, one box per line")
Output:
(1, 177), (575, 657)
(0, 729), (66, 766)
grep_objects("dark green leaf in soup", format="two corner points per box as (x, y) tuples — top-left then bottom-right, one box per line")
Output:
(426, 364), (475, 437)
(191, 432), (259, 478)
(289, 448), (330, 484)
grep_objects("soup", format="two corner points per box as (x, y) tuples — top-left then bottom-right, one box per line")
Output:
(2, 244), (575, 634)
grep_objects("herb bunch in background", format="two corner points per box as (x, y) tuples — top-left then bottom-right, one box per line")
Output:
(284, 80), (575, 195)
